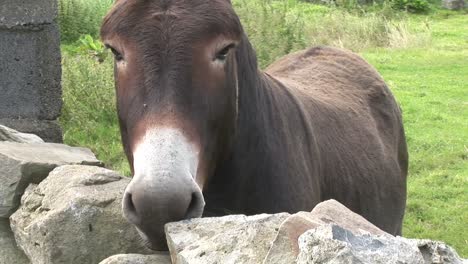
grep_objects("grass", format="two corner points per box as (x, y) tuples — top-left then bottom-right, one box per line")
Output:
(58, 0), (467, 257)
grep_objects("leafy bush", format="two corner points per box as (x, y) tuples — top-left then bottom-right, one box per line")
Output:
(76, 34), (108, 62)
(390, 0), (429, 13)
(63, 35), (108, 62)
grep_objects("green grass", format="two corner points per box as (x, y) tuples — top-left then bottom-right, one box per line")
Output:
(59, 0), (467, 257)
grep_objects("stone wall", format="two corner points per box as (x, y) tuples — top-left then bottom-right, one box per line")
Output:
(0, 0), (62, 142)
(1, 126), (466, 264)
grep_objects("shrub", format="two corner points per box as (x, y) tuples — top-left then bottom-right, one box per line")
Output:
(390, 0), (430, 13)
(63, 35), (108, 62)
(76, 34), (108, 62)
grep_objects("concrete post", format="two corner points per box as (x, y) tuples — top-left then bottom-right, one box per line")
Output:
(442, 0), (466, 9)
(0, 0), (62, 142)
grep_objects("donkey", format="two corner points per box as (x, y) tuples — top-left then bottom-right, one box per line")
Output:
(101, 0), (408, 250)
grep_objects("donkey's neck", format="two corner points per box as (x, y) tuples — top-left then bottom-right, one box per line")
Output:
(235, 34), (310, 151)
(234, 34), (268, 128)
(205, 34), (321, 215)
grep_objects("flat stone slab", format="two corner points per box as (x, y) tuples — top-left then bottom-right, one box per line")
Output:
(0, 142), (102, 217)
(0, 119), (62, 143)
(0, 125), (44, 143)
(165, 213), (289, 264)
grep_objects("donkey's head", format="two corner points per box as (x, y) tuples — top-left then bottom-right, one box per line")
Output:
(101, 0), (242, 250)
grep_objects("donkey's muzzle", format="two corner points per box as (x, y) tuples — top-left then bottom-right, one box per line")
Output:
(122, 170), (205, 250)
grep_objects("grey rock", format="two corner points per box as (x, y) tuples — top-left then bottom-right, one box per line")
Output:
(0, 142), (102, 217)
(408, 239), (466, 264)
(0, 0), (57, 29)
(0, 119), (62, 143)
(442, 0), (466, 9)
(310, 199), (388, 236)
(0, 23), (62, 120)
(0, 125), (44, 143)
(264, 199), (388, 263)
(165, 213), (289, 264)
(99, 253), (172, 264)
(10, 165), (152, 264)
(0, 219), (29, 264)
(296, 224), (424, 264)
(263, 212), (317, 264)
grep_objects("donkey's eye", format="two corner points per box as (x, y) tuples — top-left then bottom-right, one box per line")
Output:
(106, 45), (123, 61)
(215, 44), (235, 61)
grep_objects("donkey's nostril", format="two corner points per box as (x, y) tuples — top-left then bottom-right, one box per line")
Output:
(185, 193), (197, 217)
(126, 193), (135, 211)
(123, 192), (139, 224)
(184, 191), (205, 219)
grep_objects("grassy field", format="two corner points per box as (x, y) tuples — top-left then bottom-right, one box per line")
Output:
(59, 0), (467, 256)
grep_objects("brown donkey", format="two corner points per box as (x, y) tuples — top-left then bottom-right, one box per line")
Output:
(101, 0), (408, 250)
